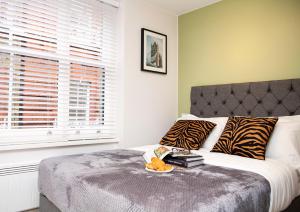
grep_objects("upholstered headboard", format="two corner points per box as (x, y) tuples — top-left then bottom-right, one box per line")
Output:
(190, 78), (300, 117)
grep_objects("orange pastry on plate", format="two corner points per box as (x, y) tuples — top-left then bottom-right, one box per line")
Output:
(145, 157), (174, 172)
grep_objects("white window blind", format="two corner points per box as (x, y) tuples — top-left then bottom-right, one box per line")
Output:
(0, 0), (119, 146)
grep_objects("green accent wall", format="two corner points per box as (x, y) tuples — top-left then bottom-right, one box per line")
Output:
(179, 0), (300, 114)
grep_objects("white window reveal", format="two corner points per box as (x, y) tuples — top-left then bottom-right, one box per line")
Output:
(0, 0), (119, 148)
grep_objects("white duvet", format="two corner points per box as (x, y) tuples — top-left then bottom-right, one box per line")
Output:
(131, 144), (300, 212)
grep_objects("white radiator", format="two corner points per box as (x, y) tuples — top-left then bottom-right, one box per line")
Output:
(0, 141), (118, 211)
(0, 163), (40, 212)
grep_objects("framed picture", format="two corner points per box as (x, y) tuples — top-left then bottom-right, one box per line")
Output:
(141, 28), (167, 74)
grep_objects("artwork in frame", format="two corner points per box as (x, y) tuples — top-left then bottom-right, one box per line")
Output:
(141, 28), (167, 74)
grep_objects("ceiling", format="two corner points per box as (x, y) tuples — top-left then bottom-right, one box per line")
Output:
(146, 0), (222, 15)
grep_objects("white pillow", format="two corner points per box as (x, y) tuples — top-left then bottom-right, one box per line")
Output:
(278, 115), (300, 123)
(178, 114), (228, 150)
(266, 121), (300, 168)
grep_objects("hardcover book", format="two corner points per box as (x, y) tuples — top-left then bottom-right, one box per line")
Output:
(169, 154), (203, 162)
(163, 157), (204, 168)
(163, 156), (204, 168)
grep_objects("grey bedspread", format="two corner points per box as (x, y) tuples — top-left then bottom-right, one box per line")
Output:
(39, 149), (271, 212)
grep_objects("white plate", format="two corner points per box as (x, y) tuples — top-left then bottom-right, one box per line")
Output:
(145, 166), (174, 173)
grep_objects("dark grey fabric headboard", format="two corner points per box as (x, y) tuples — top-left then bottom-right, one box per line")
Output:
(190, 78), (300, 117)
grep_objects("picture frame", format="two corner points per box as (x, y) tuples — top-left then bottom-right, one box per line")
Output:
(141, 28), (167, 74)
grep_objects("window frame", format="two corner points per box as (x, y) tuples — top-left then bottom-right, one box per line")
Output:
(0, 0), (120, 150)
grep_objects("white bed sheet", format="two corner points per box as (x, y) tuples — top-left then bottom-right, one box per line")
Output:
(131, 144), (300, 212)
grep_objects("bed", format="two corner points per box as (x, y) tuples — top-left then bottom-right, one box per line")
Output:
(39, 78), (300, 212)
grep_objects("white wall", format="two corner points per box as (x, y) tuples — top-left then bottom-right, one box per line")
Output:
(120, 0), (178, 148)
(0, 0), (178, 211)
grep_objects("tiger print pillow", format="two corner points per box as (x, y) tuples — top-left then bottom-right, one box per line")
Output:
(160, 120), (216, 150)
(211, 116), (278, 160)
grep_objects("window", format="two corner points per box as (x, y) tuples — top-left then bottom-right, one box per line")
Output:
(69, 79), (91, 126)
(0, 0), (119, 147)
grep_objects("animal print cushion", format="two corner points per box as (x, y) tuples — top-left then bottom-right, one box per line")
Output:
(211, 116), (278, 160)
(160, 120), (216, 150)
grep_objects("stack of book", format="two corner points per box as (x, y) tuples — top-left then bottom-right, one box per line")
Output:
(163, 153), (204, 168)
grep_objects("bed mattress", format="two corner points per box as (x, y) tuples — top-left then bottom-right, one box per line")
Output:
(39, 149), (271, 212)
(133, 145), (300, 212)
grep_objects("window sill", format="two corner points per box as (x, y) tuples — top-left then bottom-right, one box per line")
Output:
(0, 138), (119, 152)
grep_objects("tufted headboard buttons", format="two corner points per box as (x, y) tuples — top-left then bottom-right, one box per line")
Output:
(190, 79), (300, 117)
